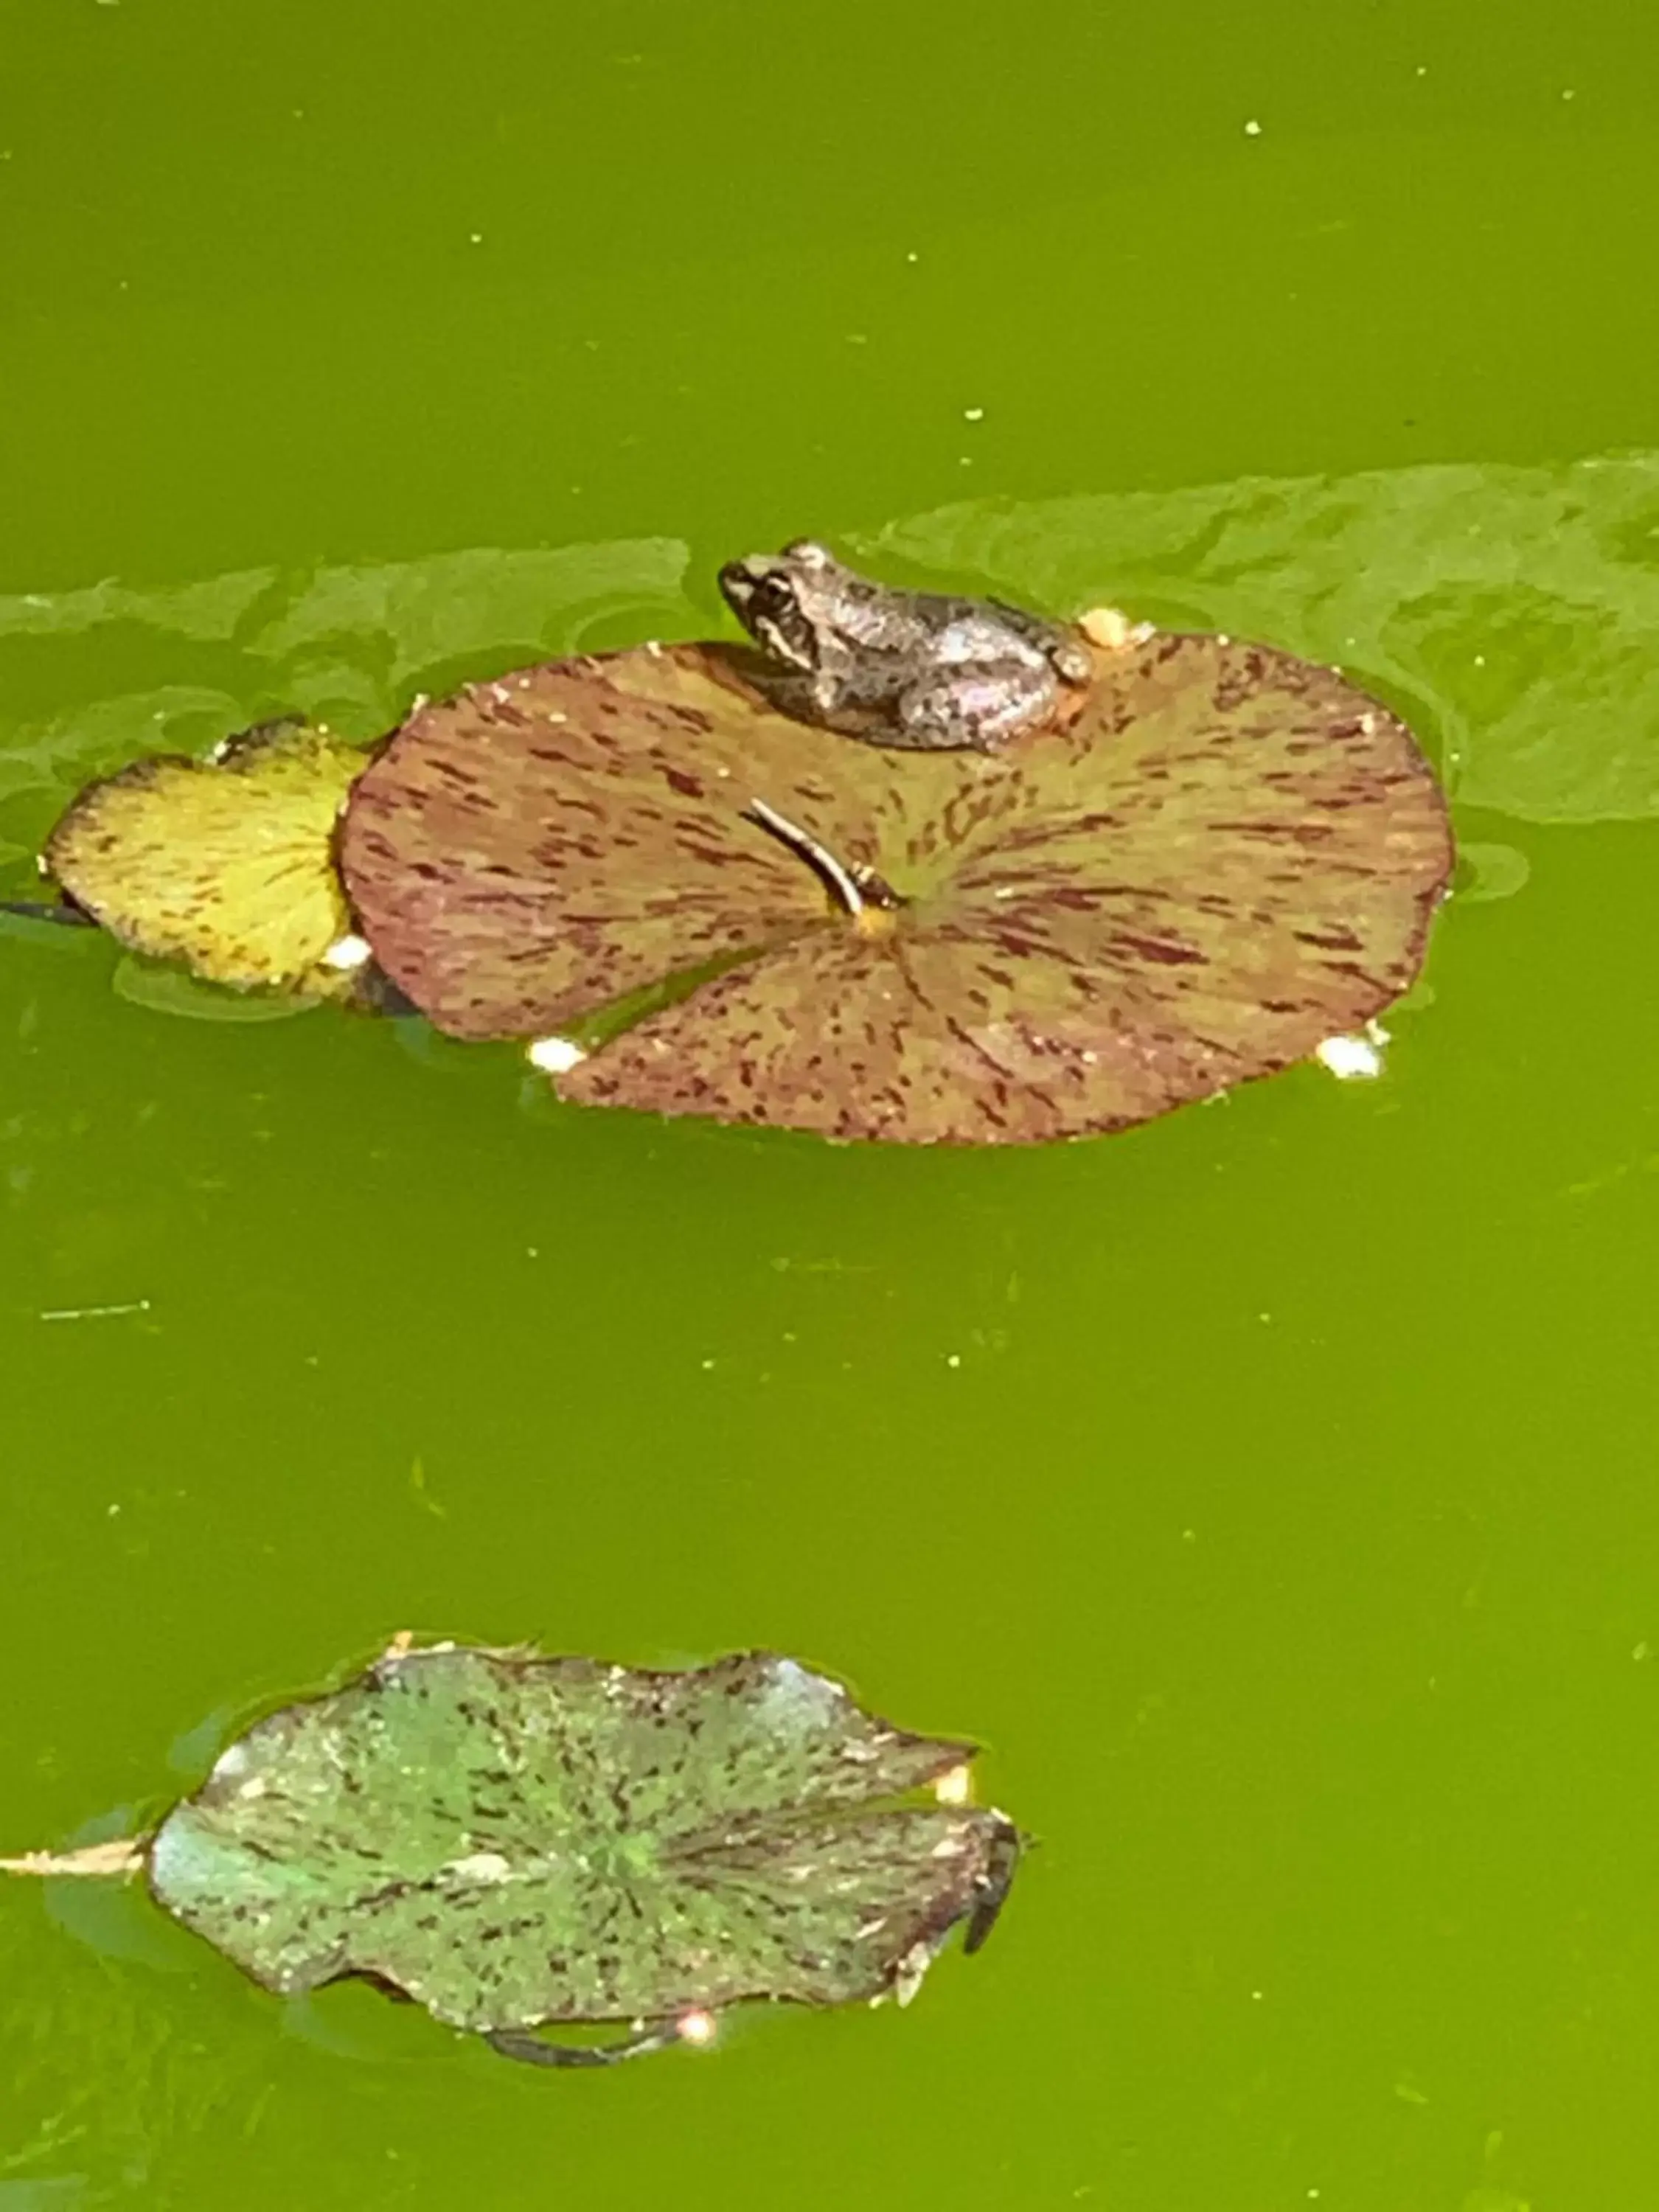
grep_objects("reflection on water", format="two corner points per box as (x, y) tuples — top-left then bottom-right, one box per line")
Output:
(855, 453), (1659, 824)
(0, 539), (695, 871)
(4, 459), (1658, 894)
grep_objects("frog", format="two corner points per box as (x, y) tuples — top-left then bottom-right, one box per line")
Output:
(717, 539), (1093, 751)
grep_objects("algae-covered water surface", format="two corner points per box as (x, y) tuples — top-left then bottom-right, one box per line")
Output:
(4, 1), (1659, 2205)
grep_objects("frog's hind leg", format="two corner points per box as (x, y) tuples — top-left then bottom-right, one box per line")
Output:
(896, 667), (1056, 751)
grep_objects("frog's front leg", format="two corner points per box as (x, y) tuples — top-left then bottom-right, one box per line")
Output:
(895, 662), (1059, 751)
(807, 665), (855, 720)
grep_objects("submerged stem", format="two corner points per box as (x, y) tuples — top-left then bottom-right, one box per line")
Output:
(484, 2020), (685, 2068)
(1, 1838), (145, 1877)
(0, 900), (98, 929)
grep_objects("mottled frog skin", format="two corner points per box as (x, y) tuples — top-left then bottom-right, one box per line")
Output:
(719, 540), (1093, 751)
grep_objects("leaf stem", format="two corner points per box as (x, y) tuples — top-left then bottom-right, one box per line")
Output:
(743, 799), (875, 918)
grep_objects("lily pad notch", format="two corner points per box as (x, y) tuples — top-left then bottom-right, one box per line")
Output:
(3, 1644), (1024, 2068)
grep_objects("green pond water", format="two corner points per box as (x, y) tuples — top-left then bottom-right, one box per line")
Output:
(4, 1), (1659, 2204)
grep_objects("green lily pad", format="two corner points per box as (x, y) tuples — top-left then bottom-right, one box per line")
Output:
(339, 631), (1452, 1144)
(146, 1645), (1018, 2062)
(44, 717), (369, 998)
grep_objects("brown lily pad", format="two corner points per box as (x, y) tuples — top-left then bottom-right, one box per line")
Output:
(339, 634), (1453, 1144)
(45, 717), (369, 998)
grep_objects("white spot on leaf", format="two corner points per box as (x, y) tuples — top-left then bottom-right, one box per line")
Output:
(445, 1851), (512, 1884)
(1314, 1025), (1387, 1079)
(528, 1035), (588, 1074)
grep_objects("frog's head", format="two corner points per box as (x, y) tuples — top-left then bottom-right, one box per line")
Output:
(718, 540), (841, 672)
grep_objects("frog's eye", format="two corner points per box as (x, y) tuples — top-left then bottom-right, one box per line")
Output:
(747, 574), (806, 621)
(780, 538), (835, 569)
